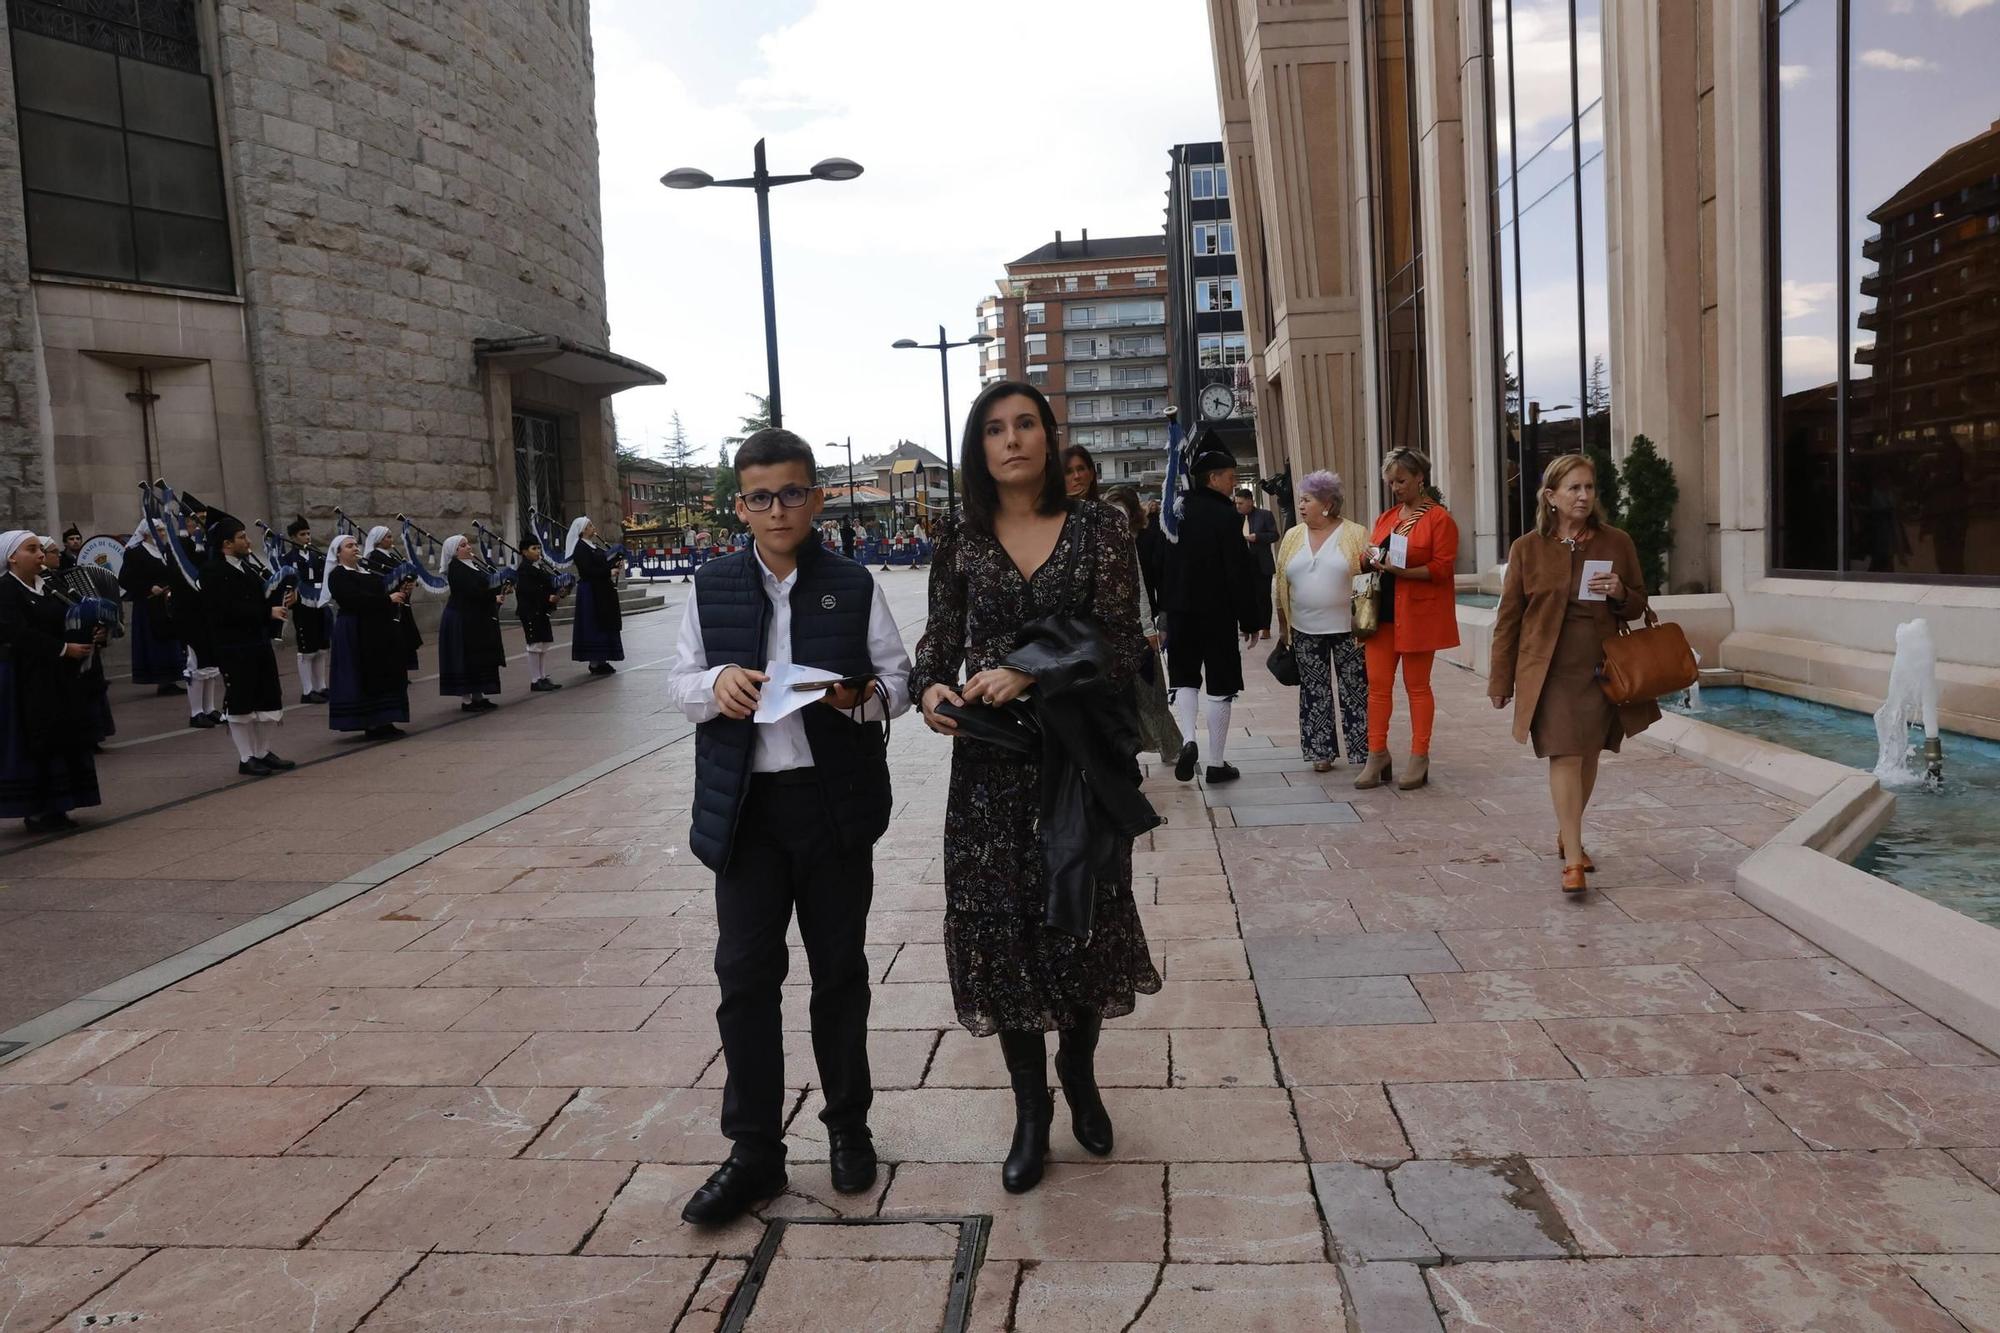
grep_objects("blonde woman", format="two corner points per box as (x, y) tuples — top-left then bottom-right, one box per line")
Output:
(1489, 453), (1660, 893)
(1274, 470), (1370, 772)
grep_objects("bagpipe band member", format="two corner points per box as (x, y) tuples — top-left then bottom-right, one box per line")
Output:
(286, 516), (330, 704)
(38, 536), (115, 745)
(361, 525), (423, 670)
(436, 534), (504, 711)
(0, 530), (102, 831)
(566, 516), (624, 674)
(171, 498), (224, 729)
(119, 519), (185, 695)
(324, 533), (411, 740)
(667, 428), (912, 1227)
(201, 513), (297, 777)
(59, 525), (82, 570)
(1160, 430), (1261, 786)
(514, 532), (562, 692)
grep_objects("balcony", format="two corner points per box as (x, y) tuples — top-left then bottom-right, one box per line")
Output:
(1065, 343), (1168, 362)
(1068, 404), (1166, 424)
(1064, 311), (1167, 330)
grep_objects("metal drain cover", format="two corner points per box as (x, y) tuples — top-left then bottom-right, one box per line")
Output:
(719, 1214), (992, 1333)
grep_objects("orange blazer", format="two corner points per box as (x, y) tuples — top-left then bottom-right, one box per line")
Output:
(1368, 503), (1461, 654)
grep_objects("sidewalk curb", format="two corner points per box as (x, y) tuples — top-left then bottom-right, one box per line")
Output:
(0, 722), (695, 1066)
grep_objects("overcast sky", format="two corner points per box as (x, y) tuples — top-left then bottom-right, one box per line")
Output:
(590, 0), (1221, 470)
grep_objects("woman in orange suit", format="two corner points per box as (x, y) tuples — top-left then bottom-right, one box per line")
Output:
(1356, 447), (1460, 790)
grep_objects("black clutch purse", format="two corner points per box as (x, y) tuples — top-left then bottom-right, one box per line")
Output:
(1266, 639), (1298, 687)
(935, 696), (1041, 756)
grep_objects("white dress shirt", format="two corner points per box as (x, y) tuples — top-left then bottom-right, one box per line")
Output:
(667, 547), (912, 773)
(1283, 530), (1356, 635)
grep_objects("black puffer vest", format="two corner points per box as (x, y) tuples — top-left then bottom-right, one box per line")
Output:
(689, 536), (892, 873)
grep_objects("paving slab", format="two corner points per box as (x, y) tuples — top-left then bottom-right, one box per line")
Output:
(1247, 929), (1461, 979)
(1430, 1255), (1964, 1333)
(0, 1245), (149, 1333)
(1167, 1162), (1323, 1262)
(1743, 1065), (2000, 1149)
(1540, 1010), (1929, 1077)
(47, 1153), (387, 1248)
(1390, 1074), (1800, 1158)
(1387, 1158), (1573, 1260)
(1310, 1161), (1439, 1263)
(66, 1248), (415, 1333)
(311, 1157), (631, 1254)
(0, 1155), (156, 1245)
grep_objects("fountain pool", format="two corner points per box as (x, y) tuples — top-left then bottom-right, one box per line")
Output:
(1666, 687), (2000, 926)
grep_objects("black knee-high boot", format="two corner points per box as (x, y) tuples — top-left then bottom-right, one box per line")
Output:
(1055, 1009), (1113, 1156)
(997, 1029), (1052, 1194)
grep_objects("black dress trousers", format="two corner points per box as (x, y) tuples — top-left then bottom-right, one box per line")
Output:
(713, 770), (875, 1166)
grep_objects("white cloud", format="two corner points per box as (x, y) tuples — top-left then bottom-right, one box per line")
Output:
(1781, 334), (1839, 392)
(1777, 64), (1810, 89)
(1859, 47), (1936, 71)
(1781, 279), (1834, 322)
(591, 0), (1220, 467)
(1937, 0), (1996, 16)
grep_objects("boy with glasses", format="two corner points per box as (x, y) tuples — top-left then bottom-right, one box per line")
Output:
(667, 428), (912, 1225)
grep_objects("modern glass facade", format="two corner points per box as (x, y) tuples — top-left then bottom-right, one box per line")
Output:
(1770, 0), (1999, 579)
(1486, 0), (1610, 544)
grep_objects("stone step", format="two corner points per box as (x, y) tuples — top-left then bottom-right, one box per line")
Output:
(552, 584), (666, 625)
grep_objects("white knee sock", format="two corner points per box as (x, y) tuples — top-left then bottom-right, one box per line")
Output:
(1172, 687), (1198, 743)
(227, 719), (258, 762)
(526, 645), (546, 681)
(1204, 694), (1233, 761)
(208, 676), (225, 714)
(296, 653), (315, 695)
(189, 680), (206, 719)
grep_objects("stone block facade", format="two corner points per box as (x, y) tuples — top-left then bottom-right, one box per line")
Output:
(0, 20), (47, 527)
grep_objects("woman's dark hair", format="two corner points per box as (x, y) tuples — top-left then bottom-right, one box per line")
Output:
(958, 380), (1065, 534)
(1061, 444), (1101, 502)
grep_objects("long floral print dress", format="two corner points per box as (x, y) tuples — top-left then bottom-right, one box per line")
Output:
(911, 500), (1163, 1037)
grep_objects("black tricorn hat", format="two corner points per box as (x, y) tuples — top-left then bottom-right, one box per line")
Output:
(286, 514), (311, 536)
(519, 531), (543, 551)
(179, 492), (209, 515)
(1187, 429), (1238, 480)
(206, 511), (246, 547)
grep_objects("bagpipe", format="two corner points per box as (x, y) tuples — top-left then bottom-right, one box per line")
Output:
(140, 479), (206, 591)
(473, 522), (558, 595)
(529, 507), (630, 577)
(333, 508), (431, 597)
(257, 523), (329, 609)
(402, 514), (515, 593)
(47, 564), (124, 643)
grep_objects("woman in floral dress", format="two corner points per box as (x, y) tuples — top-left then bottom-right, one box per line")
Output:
(913, 380), (1162, 1194)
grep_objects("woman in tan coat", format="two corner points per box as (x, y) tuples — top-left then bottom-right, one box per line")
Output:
(1489, 454), (1661, 893)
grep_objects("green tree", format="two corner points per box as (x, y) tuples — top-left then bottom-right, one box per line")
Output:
(723, 393), (772, 448)
(1582, 356), (1621, 522)
(1622, 433), (1678, 594)
(711, 441), (742, 530)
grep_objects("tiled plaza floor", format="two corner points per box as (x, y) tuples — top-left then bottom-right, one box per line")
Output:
(2, 601), (1997, 1331)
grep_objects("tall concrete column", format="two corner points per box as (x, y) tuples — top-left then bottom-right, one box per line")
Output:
(1708, 0), (1770, 598)
(1604, 0), (1710, 590)
(1233, 0), (1372, 494)
(1455, 0), (1504, 569)
(1410, 0), (1477, 569)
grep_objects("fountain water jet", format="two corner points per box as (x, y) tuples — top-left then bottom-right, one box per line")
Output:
(1874, 618), (1943, 788)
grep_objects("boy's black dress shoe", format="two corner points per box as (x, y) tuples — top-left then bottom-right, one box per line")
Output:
(1204, 762), (1241, 784)
(681, 1156), (787, 1227)
(1173, 741), (1198, 782)
(827, 1130), (878, 1194)
(238, 757), (273, 777)
(259, 752), (297, 771)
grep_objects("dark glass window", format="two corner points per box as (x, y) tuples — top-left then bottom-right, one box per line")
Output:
(6, 3), (234, 293)
(1769, 0), (1998, 579)
(1485, 0), (1609, 545)
(1369, 0), (1429, 461)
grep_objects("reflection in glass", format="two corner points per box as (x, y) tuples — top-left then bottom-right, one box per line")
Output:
(1372, 0), (1428, 461)
(1485, 0), (1608, 543)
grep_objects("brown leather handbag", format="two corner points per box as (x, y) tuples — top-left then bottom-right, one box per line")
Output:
(1598, 610), (1698, 706)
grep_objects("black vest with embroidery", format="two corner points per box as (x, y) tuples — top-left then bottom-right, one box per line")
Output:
(689, 537), (891, 872)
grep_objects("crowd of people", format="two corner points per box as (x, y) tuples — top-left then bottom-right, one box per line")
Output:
(0, 501), (634, 833)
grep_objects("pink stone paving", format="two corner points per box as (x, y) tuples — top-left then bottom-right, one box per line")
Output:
(1, 637), (1994, 1329)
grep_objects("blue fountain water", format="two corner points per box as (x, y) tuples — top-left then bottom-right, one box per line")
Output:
(1666, 687), (2000, 926)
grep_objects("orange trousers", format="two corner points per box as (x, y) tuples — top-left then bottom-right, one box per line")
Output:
(1364, 636), (1436, 755)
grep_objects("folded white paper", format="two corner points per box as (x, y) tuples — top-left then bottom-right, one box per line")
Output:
(1578, 559), (1615, 602)
(1387, 533), (1410, 570)
(752, 661), (846, 725)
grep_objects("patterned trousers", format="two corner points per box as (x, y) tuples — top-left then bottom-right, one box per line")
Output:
(1293, 630), (1368, 764)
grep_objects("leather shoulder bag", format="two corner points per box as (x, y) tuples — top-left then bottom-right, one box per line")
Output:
(1598, 609), (1698, 707)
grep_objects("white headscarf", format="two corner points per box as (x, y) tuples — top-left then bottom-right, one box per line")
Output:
(438, 534), (468, 569)
(0, 530), (41, 587)
(565, 516), (591, 560)
(126, 518), (165, 556)
(322, 533), (357, 590)
(361, 525), (391, 560)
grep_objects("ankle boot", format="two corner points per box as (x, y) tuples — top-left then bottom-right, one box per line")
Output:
(1055, 1011), (1114, 1156)
(997, 1030), (1053, 1194)
(1354, 750), (1394, 790)
(1397, 754), (1430, 790)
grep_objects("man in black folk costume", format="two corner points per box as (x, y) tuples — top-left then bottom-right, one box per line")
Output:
(667, 429), (912, 1226)
(286, 516), (330, 704)
(171, 497), (223, 728)
(1160, 431), (1260, 786)
(514, 533), (562, 692)
(201, 514), (297, 776)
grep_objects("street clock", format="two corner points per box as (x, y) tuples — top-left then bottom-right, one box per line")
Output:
(1199, 382), (1236, 422)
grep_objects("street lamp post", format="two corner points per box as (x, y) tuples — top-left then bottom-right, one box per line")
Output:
(662, 139), (863, 429)
(892, 325), (992, 514)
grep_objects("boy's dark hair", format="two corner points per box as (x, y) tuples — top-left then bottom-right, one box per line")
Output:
(733, 428), (818, 483)
(959, 379), (1065, 535)
(286, 515), (310, 537)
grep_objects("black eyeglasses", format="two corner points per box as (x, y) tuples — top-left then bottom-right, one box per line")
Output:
(741, 485), (816, 511)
